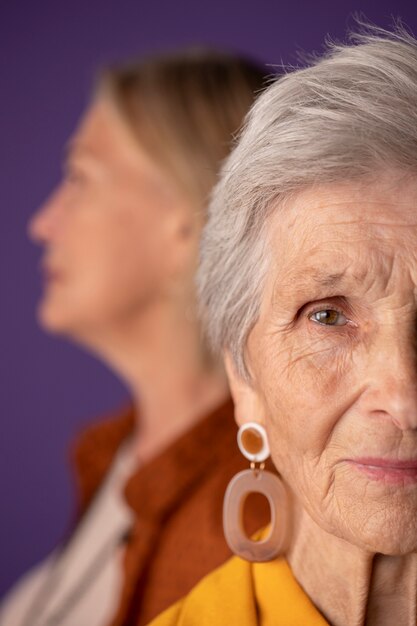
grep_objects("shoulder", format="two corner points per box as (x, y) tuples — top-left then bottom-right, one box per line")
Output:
(70, 405), (134, 461)
(148, 555), (257, 626)
(148, 554), (330, 626)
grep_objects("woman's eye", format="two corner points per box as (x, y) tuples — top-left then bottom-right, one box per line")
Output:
(309, 309), (348, 326)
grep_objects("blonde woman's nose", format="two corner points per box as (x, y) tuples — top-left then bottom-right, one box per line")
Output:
(28, 191), (61, 245)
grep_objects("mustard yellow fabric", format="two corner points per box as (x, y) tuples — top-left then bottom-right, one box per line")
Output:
(147, 555), (329, 626)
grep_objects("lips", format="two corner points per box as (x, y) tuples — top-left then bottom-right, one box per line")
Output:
(347, 457), (417, 485)
(45, 268), (61, 281)
(40, 260), (63, 282)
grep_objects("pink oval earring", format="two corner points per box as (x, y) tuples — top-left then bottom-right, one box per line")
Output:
(223, 422), (289, 562)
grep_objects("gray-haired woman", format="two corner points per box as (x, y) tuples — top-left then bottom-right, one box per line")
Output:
(150, 24), (417, 626)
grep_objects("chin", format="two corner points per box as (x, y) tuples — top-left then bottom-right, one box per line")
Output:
(358, 533), (417, 556)
(331, 504), (417, 556)
(361, 518), (417, 556)
(37, 299), (77, 336)
(37, 296), (115, 351)
(317, 468), (417, 555)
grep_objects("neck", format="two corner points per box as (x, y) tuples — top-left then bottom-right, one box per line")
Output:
(287, 506), (417, 626)
(74, 299), (229, 463)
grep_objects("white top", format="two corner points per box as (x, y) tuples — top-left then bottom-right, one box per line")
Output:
(0, 440), (138, 626)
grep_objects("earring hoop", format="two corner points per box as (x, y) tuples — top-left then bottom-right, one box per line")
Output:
(223, 421), (288, 562)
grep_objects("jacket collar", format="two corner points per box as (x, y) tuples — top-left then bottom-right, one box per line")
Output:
(70, 406), (135, 517)
(71, 398), (236, 521)
(124, 398), (236, 520)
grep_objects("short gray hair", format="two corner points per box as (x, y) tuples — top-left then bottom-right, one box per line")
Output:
(198, 22), (417, 380)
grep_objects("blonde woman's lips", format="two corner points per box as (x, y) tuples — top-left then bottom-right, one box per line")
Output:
(347, 457), (417, 485)
(41, 261), (63, 283)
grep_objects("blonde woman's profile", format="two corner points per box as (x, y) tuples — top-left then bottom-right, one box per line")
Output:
(0, 49), (270, 626)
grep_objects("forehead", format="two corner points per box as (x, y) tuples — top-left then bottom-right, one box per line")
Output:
(68, 99), (150, 168)
(266, 174), (417, 297)
(65, 98), (170, 189)
(70, 100), (126, 156)
(271, 175), (417, 259)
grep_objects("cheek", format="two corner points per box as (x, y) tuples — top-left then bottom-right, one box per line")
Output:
(73, 202), (164, 283)
(252, 324), (360, 467)
(40, 188), (173, 329)
(83, 237), (161, 308)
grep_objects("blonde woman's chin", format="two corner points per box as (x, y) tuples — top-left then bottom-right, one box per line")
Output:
(36, 295), (80, 336)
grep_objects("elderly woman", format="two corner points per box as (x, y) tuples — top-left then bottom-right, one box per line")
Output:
(150, 25), (417, 626)
(0, 52), (269, 626)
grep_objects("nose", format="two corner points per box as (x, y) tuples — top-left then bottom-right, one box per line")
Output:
(28, 190), (61, 245)
(361, 342), (417, 431)
(380, 377), (417, 430)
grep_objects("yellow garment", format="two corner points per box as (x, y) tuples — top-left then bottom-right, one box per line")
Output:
(148, 555), (329, 626)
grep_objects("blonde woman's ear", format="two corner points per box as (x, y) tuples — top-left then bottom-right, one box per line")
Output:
(223, 351), (266, 428)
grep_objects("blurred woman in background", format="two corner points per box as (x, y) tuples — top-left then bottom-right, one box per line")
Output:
(0, 50), (268, 626)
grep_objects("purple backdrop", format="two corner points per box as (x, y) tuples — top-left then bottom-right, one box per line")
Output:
(1, 0), (417, 597)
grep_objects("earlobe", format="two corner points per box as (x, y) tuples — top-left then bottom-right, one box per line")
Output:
(223, 351), (265, 427)
(178, 222), (193, 239)
(168, 207), (201, 274)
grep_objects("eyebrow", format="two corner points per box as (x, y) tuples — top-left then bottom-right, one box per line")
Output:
(272, 267), (349, 303)
(309, 270), (348, 289)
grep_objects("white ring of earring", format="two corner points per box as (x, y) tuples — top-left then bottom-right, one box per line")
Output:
(237, 422), (270, 463)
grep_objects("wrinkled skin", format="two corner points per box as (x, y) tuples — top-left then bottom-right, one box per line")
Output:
(227, 171), (417, 625)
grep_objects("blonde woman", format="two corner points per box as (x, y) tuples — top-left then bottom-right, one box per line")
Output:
(0, 51), (268, 626)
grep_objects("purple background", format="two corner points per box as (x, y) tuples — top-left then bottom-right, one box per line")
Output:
(1, 0), (417, 597)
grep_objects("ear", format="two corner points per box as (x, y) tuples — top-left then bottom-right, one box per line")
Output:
(165, 197), (202, 273)
(224, 351), (266, 428)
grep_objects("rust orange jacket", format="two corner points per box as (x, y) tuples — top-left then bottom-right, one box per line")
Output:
(70, 399), (269, 626)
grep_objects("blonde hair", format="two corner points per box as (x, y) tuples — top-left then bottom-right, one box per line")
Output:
(98, 49), (268, 206)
